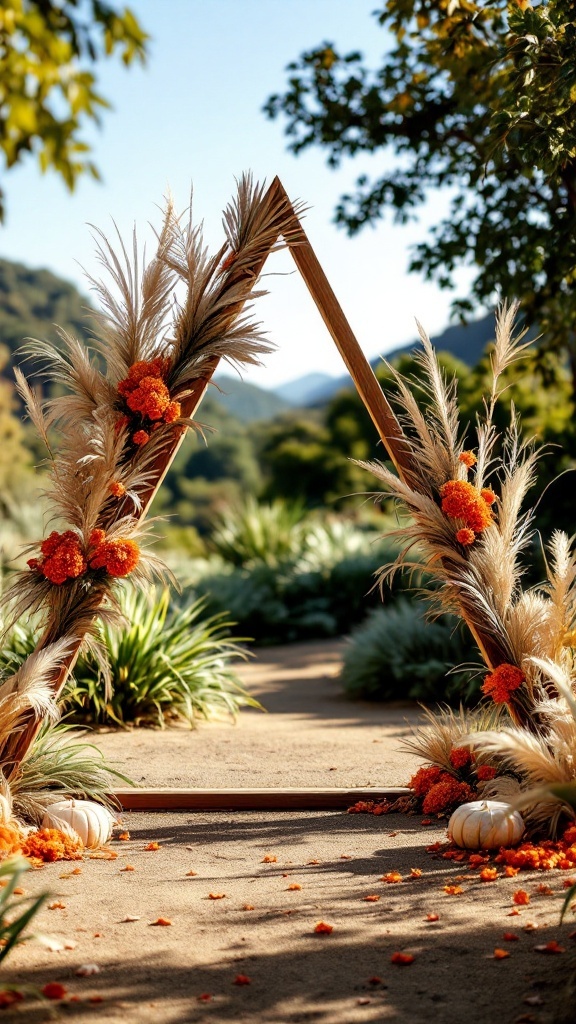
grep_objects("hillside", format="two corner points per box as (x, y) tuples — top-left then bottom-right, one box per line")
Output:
(280, 313), (496, 406)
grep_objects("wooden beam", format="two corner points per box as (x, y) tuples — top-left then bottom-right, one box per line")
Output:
(113, 787), (411, 811)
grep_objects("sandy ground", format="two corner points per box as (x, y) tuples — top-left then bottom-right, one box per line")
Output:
(2, 640), (575, 1023)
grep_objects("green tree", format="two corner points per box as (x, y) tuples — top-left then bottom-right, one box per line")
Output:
(0, 0), (147, 218)
(264, 1), (576, 397)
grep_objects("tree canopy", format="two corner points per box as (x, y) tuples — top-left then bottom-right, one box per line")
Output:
(264, 1), (576, 394)
(0, 0), (147, 219)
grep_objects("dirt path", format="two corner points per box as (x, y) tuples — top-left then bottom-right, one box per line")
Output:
(2, 641), (575, 1023)
(93, 639), (423, 789)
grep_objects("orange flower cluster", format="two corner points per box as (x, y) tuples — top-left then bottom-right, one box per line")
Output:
(476, 765), (497, 781)
(21, 828), (83, 863)
(0, 823), (23, 857)
(117, 358), (181, 447)
(409, 766), (443, 797)
(29, 530), (87, 585)
(422, 776), (473, 815)
(88, 530), (140, 578)
(440, 479), (494, 544)
(449, 746), (472, 769)
(409, 764), (473, 814)
(109, 480), (126, 498)
(482, 663), (525, 704)
(495, 827), (576, 872)
(458, 450), (477, 468)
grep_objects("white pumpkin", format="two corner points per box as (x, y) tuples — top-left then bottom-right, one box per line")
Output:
(448, 800), (524, 850)
(42, 799), (115, 849)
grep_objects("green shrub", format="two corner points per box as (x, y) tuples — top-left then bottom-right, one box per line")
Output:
(210, 496), (308, 567)
(65, 587), (257, 727)
(196, 528), (413, 645)
(339, 599), (480, 704)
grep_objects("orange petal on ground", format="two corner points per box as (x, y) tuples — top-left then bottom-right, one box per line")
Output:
(503, 932), (520, 941)
(508, 909), (521, 916)
(513, 890), (530, 905)
(120, 865), (135, 872)
(144, 842), (160, 851)
(186, 871), (198, 877)
(363, 895), (380, 902)
(208, 893), (226, 900)
(149, 918), (172, 926)
(197, 993), (212, 1002)
(314, 921), (333, 934)
(242, 904), (255, 910)
(536, 883), (554, 895)
(382, 872), (402, 883)
(480, 868), (498, 882)
(504, 866), (520, 877)
(410, 868), (422, 878)
(287, 884), (302, 891)
(368, 976), (383, 984)
(117, 832), (130, 841)
(42, 983), (67, 999)
(493, 949), (510, 960)
(390, 952), (414, 965)
(534, 941), (565, 954)
(48, 901), (66, 910)
(262, 855), (277, 863)
(424, 913), (439, 922)
(233, 975), (251, 985)
(443, 886), (463, 895)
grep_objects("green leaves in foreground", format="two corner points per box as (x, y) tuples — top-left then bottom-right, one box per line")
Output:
(0, 856), (47, 963)
(65, 588), (258, 727)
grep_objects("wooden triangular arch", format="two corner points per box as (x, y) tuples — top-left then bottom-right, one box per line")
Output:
(2, 177), (492, 809)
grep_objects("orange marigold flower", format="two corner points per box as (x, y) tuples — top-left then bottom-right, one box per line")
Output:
(89, 529), (106, 548)
(563, 825), (576, 845)
(513, 889), (530, 905)
(409, 765), (443, 797)
(27, 557), (39, 570)
(440, 479), (494, 533)
(109, 481), (126, 498)
(21, 828), (83, 862)
(422, 776), (473, 814)
(163, 400), (181, 424)
(132, 429), (150, 446)
(126, 376), (170, 420)
(480, 488), (496, 505)
(0, 823), (23, 856)
(42, 982), (67, 1000)
(390, 952), (414, 965)
(449, 746), (472, 769)
(90, 538), (140, 578)
(382, 872), (402, 884)
(493, 948), (510, 960)
(482, 663), (525, 704)
(476, 765), (497, 781)
(314, 921), (333, 934)
(37, 530), (87, 585)
(459, 450), (477, 468)
(455, 527), (476, 546)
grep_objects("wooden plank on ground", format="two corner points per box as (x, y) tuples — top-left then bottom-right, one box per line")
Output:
(112, 788), (411, 811)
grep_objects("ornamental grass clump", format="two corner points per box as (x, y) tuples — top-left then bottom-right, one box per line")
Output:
(65, 587), (257, 727)
(359, 304), (576, 834)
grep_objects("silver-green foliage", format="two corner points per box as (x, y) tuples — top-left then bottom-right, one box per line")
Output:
(340, 599), (478, 704)
(66, 587), (257, 727)
(0, 856), (47, 963)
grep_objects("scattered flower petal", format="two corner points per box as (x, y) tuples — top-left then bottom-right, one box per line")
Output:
(233, 975), (251, 986)
(513, 890), (530, 906)
(42, 983), (67, 1000)
(149, 918), (172, 926)
(424, 913), (439, 922)
(208, 893), (226, 900)
(503, 932), (520, 941)
(382, 872), (402, 884)
(75, 964), (101, 977)
(363, 895), (380, 902)
(480, 868), (498, 882)
(390, 952), (414, 965)
(261, 854), (277, 863)
(287, 884), (302, 891)
(493, 948), (510, 960)
(314, 921), (333, 934)
(443, 886), (463, 895)
(534, 941), (565, 954)
(144, 842), (160, 851)
(410, 868), (422, 878)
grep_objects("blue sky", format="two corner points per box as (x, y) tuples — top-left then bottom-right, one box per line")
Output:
(0, 0), (475, 388)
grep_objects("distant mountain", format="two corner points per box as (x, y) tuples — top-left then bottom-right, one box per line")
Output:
(289, 314), (496, 406)
(211, 374), (294, 422)
(274, 372), (336, 406)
